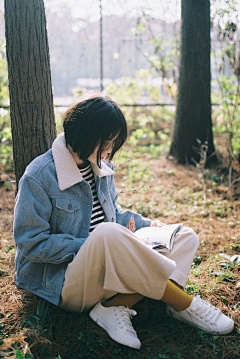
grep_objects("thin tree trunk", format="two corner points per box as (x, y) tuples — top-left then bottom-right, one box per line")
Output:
(168, 0), (217, 165)
(4, 0), (56, 188)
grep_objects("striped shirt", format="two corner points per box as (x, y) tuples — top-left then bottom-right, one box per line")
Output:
(79, 163), (105, 232)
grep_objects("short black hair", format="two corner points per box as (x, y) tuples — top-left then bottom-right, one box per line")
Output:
(63, 92), (128, 166)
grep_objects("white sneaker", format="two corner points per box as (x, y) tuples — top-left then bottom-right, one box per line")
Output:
(89, 301), (141, 349)
(166, 295), (234, 335)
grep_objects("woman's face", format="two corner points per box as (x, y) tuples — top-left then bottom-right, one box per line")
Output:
(88, 140), (114, 164)
(68, 140), (114, 166)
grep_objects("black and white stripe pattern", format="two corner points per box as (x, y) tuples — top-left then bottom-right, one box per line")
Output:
(79, 163), (105, 232)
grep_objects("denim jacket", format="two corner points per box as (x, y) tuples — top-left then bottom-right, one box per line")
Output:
(13, 133), (151, 305)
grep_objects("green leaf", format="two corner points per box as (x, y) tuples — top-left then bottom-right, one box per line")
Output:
(37, 299), (48, 325)
(16, 349), (25, 359)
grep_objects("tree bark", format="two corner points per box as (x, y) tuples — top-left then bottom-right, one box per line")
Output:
(168, 0), (217, 165)
(4, 0), (56, 188)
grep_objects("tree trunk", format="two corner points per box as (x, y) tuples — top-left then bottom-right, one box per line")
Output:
(168, 0), (217, 165)
(4, 0), (56, 188)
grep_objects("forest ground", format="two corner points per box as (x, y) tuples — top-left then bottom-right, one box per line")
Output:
(0, 153), (240, 359)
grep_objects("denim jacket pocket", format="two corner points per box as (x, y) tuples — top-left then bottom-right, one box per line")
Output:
(51, 197), (82, 235)
(56, 198), (81, 212)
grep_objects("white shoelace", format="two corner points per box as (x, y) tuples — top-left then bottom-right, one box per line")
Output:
(190, 295), (221, 324)
(113, 307), (137, 333)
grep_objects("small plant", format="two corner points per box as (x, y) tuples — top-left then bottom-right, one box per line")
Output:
(191, 139), (209, 201)
(219, 253), (240, 270)
(16, 349), (33, 359)
(23, 299), (48, 329)
(193, 255), (202, 266)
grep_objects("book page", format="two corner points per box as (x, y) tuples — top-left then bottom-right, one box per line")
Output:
(134, 223), (182, 252)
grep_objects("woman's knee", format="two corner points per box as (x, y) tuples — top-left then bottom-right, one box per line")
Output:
(92, 222), (122, 237)
(182, 226), (199, 249)
(88, 222), (123, 247)
(185, 227), (199, 247)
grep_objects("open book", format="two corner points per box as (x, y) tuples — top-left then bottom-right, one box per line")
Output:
(126, 215), (182, 253)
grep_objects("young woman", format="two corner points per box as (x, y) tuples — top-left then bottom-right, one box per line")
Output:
(14, 93), (234, 349)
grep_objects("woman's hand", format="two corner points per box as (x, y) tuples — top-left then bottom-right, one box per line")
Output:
(150, 219), (165, 227)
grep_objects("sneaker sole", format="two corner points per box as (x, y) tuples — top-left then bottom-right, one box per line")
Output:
(166, 307), (234, 335)
(89, 310), (141, 349)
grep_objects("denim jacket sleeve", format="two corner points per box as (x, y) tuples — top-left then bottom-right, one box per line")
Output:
(108, 163), (151, 230)
(14, 175), (85, 264)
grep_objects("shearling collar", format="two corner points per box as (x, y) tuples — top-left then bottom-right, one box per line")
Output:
(52, 132), (114, 191)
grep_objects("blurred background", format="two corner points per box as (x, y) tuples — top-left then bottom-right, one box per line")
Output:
(0, 0), (240, 172)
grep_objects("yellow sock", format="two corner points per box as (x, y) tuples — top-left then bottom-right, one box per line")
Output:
(161, 280), (193, 312)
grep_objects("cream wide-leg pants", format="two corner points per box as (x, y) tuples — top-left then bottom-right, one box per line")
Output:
(59, 222), (199, 313)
